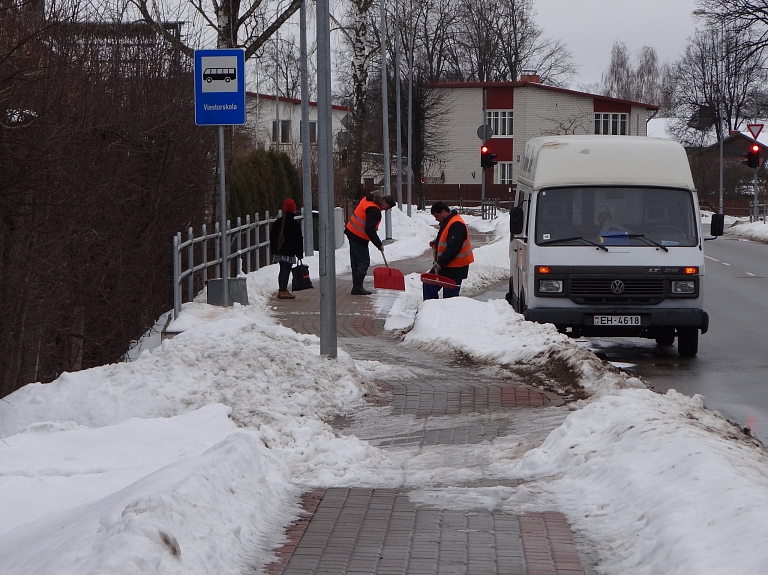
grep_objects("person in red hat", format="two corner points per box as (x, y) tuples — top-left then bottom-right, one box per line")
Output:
(269, 198), (304, 299)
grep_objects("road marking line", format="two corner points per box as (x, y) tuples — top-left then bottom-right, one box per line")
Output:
(746, 272), (756, 276)
(722, 262), (731, 266)
(705, 255), (719, 261)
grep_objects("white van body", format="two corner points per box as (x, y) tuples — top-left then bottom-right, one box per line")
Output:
(507, 135), (709, 356)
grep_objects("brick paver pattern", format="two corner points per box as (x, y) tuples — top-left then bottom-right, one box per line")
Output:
(264, 243), (589, 575)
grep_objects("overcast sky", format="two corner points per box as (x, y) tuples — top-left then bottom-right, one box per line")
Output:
(534, 0), (701, 88)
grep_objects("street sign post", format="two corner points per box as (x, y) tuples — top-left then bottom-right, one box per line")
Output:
(195, 49), (246, 308)
(748, 123), (764, 140)
(194, 49), (246, 126)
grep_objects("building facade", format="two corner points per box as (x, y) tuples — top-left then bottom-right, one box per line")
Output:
(244, 92), (351, 159)
(426, 77), (659, 200)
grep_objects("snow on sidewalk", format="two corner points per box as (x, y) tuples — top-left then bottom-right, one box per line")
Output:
(1, 206), (768, 575)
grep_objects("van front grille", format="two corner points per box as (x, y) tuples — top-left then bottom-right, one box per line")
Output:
(569, 277), (665, 304)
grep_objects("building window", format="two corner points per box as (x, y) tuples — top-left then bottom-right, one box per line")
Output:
(299, 121), (317, 144)
(594, 113), (627, 135)
(486, 110), (513, 137)
(272, 119), (291, 143)
(498, 162), (514, 184)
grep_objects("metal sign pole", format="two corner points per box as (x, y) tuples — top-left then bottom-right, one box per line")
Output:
(218, 125), (228, 307)
(300, 0), (314, 256)
(194, 48), (245, 309)
(481, 87), (487, 202)
(380, 0), (392, 239)
(317, 0), (337, 358)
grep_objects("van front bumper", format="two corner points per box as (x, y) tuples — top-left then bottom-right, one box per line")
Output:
(524, 307), (709, 336)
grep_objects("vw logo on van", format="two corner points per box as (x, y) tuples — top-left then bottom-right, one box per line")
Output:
(611, 280), (625, 294)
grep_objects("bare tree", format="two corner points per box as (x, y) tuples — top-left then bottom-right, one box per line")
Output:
(493, 0), (574, 86)
(432, 0), (573, 84)
(599, 43), (672, 109)
(669, 25), (767, 143)
(697, 0), (768, 56)
(1, 0), (214, 397)
(128, 0), (301, 58)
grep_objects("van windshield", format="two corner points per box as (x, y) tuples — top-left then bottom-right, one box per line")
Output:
(535, 187), (698, 248)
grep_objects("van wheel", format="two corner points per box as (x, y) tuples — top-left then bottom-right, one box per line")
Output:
(677, 328), (698, 357)
(655, 330), (675, 346)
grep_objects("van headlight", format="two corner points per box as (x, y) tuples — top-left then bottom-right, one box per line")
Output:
(539, 279), (563, 293)
(671, 280), (695, 294)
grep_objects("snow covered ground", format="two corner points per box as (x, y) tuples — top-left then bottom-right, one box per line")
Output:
(2, 206), (768, 575)
(724, 219), (768, 243)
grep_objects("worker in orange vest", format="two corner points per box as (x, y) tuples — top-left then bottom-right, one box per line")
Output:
(344, 192), (395, 295)
(424, 201), (474, 300)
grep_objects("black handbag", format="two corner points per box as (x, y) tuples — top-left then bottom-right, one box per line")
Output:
(291, 260), (314, 291)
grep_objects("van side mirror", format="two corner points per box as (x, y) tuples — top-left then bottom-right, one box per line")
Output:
(510, 206), (524, 235)
(710, 213), (725, 237)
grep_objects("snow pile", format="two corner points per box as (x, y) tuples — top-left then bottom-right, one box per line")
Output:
(3, 205), (768, 575)
(506, 388), (768, 575)
(725, 219), (768, 243)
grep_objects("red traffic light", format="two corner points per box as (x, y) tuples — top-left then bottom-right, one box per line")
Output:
(752, 144), (760, 152)
(481, 145), (489, 153)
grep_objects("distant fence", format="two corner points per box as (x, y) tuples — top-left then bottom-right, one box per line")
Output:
(172, 210), (306, 320)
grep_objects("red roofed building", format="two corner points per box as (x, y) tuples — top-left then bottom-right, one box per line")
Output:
(424, 76), (659, 202)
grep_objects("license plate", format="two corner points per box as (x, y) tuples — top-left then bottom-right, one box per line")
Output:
(594, 315), (641, 326)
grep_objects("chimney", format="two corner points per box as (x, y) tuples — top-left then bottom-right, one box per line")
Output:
(519, 69), (540, 83)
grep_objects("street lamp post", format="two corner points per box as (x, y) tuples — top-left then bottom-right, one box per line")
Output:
(694, 9), (725, 215)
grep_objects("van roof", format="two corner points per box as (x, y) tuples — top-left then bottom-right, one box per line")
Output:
(519, 135), (695, 191)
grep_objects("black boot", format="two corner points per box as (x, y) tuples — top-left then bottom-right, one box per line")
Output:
(351, 273), (372, 295)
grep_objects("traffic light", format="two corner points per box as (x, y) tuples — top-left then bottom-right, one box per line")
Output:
(480, 145), (498, 169)
(743, 143), (760, 169)
(481, 145), (490, 168)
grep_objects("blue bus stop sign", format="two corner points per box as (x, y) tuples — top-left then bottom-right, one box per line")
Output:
(194, 49), (246, 125)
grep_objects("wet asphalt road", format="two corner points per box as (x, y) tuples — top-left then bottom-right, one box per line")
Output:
(477, 226), (768, 446)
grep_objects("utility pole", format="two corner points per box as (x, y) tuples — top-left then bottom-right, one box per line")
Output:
(317, 0), (337, 357)
(394, 6), (403, 211)
(300, 0), (314, 255)
(380, 0), (393, 238)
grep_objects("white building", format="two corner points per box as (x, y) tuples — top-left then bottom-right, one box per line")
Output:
(244, 92), (350, 160)
(425, 76), (659, 200)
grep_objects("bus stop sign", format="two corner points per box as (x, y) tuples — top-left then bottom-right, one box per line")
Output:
(194, 49), (246, 125)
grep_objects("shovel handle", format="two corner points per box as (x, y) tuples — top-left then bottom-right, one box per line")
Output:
(381, 250), (390, 269)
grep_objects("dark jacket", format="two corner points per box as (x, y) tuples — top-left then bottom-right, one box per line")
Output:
(270, 212), (304, 258)
(434, 210), (470, 281)
(344, 206), (384, 249)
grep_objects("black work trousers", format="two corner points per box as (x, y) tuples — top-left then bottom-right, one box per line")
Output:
(348, 239), (371, 276)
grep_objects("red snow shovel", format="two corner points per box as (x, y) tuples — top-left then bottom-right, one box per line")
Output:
(420, 272), (457, 289)
(373, 252), (406, 291)
(420, 245), (457, 289)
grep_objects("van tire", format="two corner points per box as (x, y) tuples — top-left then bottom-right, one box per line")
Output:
(677, 328), (698, 357)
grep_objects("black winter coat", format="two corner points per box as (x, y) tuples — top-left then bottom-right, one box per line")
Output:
(270, 212), (304, 259)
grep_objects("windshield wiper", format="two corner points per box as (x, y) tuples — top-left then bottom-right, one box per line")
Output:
(625, 234), (669, 252)
(540, 236), (609, 251)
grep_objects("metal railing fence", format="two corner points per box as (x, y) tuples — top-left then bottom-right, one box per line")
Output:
(172, 209), (305, 319)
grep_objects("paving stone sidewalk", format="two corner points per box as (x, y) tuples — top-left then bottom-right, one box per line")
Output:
(265, 246), (596, 575)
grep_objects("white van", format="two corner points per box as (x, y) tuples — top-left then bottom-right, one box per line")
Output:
(506, 135), (724, 356)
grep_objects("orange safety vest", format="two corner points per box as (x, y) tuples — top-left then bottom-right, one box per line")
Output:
(346, 197), (381, 241)
(437, 214), (475, 268)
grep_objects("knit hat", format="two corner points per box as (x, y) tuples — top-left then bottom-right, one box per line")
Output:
(283, 198), (297, 212)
